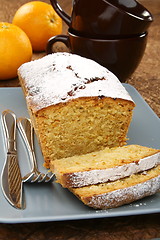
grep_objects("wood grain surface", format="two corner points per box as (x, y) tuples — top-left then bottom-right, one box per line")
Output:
(0, 0), (160, 239)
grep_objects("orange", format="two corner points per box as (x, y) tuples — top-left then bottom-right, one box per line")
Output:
(0, 22), (32, 80)
(12, 1), (62, 52)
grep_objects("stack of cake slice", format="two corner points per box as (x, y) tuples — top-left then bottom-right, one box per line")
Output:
(50, 145), (160, 209)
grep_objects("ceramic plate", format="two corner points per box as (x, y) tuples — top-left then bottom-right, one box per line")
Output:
(0, 84), (160, 223)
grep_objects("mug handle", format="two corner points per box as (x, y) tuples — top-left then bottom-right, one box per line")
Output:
(50, 0), (71, 26)
(46, 35), (69, 54)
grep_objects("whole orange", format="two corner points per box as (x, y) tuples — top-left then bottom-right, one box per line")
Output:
(12, 1), (62, 52)
(0, 22), (32, 80)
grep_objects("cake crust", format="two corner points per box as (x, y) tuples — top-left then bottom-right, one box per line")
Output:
(18, 52), (134, 113)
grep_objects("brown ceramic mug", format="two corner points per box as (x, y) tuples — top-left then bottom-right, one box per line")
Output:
(46, 30), (148, 82)
(50, 0), (153, 37)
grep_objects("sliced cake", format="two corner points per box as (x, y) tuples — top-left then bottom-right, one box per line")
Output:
(18, 52), (135, 168)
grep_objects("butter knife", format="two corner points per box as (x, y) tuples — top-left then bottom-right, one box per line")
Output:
(1, 110), (25, 209)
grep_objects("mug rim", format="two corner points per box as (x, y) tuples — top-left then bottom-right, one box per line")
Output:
(103, 0), (153, 22)
(68, 29), (148, 41)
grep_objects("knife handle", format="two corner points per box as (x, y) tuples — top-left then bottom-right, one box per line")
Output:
(1, 110), (17, 153)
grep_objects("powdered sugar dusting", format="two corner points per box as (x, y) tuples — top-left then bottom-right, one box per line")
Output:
(87, 175), (160, 209)
(18, 53), (134, 112)
(64, 152), (160, 187)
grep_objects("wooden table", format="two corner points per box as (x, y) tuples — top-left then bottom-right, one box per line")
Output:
(0, 0), (160, 239)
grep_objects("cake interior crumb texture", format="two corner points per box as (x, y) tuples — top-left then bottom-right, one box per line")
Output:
(34, 97), (134, 168)
(18, 53), (135, 168)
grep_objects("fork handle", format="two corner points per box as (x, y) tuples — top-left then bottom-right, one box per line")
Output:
(17, 118), (38, 171)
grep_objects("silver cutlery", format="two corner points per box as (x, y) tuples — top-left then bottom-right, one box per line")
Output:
(1, 110), (25, 209)
(17, 117), (55, 183)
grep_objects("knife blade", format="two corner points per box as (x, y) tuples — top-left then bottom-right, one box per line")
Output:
(1, 110), (25, 209)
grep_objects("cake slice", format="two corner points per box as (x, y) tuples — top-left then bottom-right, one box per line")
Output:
(50, 145), (160, 187)
(70, 165), (160, 209)
(18, 52), (135, 168)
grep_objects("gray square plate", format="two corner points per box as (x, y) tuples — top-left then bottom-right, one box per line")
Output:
(0, 84), (160, 223)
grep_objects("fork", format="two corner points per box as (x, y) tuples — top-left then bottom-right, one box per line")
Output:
(17, 117), (55, 183)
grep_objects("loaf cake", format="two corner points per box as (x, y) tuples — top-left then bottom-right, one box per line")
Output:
(70, 165), (160, 209)
(50, 145), (160, 187)
(18, 52), (135, 168)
